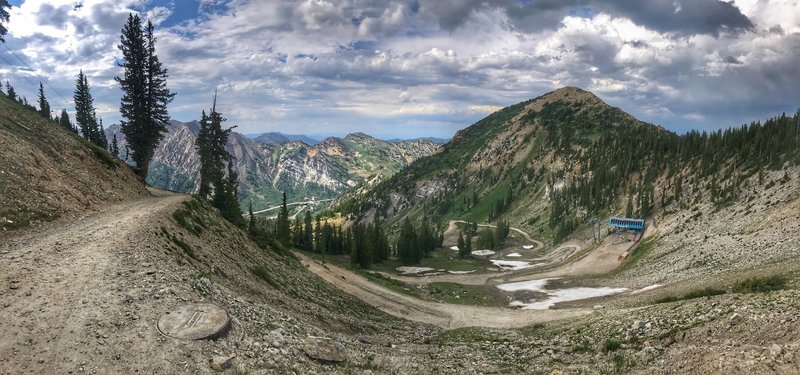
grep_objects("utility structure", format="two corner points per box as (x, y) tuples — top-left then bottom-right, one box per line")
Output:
(608, 217), (645, 242)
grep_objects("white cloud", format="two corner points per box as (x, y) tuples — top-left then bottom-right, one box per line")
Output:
(1, 0), (798, 138)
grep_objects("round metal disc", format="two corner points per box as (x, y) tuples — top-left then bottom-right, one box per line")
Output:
(157, 303), (230, 340)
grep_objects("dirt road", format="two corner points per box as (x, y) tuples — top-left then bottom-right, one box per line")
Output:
(449, 220), (545, 250)
(0, 189), (188, 373)
(296, 253), (591, 329)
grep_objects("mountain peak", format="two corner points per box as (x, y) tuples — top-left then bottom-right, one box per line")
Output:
(527, 86), (605, 112)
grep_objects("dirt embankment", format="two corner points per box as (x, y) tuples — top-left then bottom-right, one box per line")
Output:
(0, 96), (148, 232)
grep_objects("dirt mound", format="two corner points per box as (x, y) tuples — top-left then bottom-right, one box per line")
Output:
(0, 95), (147, 232)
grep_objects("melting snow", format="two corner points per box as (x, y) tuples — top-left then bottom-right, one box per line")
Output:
(490, 260), (540, 271)
(449, 246), (460, 251)
(497, 279), (628, 309)
(631, 284), (663, 294)
(471, 250), (496, 256)
(505, 253), (522, 257)
(522, 245), (535, 250)
(396, 267), (436, 275)
(447, 270), (476, 274)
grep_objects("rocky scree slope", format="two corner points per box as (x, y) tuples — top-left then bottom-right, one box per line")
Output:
(0, 94), (147, 232)
(106, 123), (440, 209)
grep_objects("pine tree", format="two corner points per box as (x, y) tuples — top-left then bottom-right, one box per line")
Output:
(37, 82), (51, 119)
(73, 70), (104, 147)
(58, 109), (74, 133)
(0, 0), (9, 43)
(314, 216), (322, 253)
(247, 200), (257, 235)
(196, 92), (235, 198)
(6, 80), (15, 101)
(457, 231), (467, 258)
(97, 116), (108, 149)
(111, 134), (120, 156)
(116, 14), (175, 179)
(464, 231), (472, 254)
(303, 211), (313, 252)
(276, 192), (291, 247)
(397, 217), (418, 265)
(212, 160), (244, 227)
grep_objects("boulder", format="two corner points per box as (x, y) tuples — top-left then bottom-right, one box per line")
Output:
(209, 354), (236, 371)
(302, 336), (347, 362)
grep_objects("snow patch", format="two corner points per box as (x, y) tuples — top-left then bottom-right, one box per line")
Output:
(449, 246), (459, 251)
(522, 245), (535, 250)
(447, 270), (476, 274)
(471, 250), (496, 256)
(505, 253), (522, 257)
(497, 279), (554, 292)
(396, 266), (436, 275)
(631, 284), (662, 294)
(490, 260), (540, 271)
(498, 279), (628, 309)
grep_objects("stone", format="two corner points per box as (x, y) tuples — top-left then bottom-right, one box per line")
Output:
(267, 329), (285, 348)
(157, 303), (230, 340)
(770, 344), (783, 358)
(729, 313), (743, 325)
(302, 336), (347, 362)
(209, 354), (236, 371)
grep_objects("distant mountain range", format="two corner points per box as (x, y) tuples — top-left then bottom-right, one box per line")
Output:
(386, 137), (449, 145)
(244, 132), (450, 146)
(250, 132), (321, 145)
(106, 123), (441, 209)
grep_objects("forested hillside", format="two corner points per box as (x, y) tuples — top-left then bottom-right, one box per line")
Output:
(340, 87), (799, 243)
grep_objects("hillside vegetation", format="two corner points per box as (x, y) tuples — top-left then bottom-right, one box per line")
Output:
(0, 94), (147, 231)
(342, 87), (799, 244)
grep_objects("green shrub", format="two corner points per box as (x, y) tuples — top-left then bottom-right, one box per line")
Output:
(171, 236), (196, 259)
(251, 265), (277, 287)
(734, 275), (786, 293)
(655, 287), (726, 304)
(603, 339), (621, 352)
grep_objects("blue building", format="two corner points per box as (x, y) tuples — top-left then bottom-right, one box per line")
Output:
(608, 217), (645, 232)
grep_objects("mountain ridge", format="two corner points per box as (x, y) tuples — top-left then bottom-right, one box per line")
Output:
(105, 122), (441, 208)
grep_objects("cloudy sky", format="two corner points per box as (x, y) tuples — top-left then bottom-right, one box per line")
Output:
(1, 0), (799, 139)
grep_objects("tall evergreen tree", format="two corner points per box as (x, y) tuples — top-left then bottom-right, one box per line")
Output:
(73, 70), (105, 147)
(196, 92), (235, 198)
(0, 0), (9, 43)
(116, 14), (175, 178)
(110, 134), (120, 156)
(212, 160), (244, 227)
(276, 192), (291, 247)
(247, 200), (257, 235)
(37, 82), (51, 119)
(303, 211), (313, 252)
(314, 215), (322, 253)
(457, 231), (468, 258)
(6, 80), (15, 101)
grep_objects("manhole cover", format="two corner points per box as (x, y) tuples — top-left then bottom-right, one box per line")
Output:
(157, 303), (231, 340)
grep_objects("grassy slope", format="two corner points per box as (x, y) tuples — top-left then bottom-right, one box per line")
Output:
(0, 94), (147, 231)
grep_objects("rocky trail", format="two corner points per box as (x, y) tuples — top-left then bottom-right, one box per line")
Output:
(0, 189), (188, 373)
